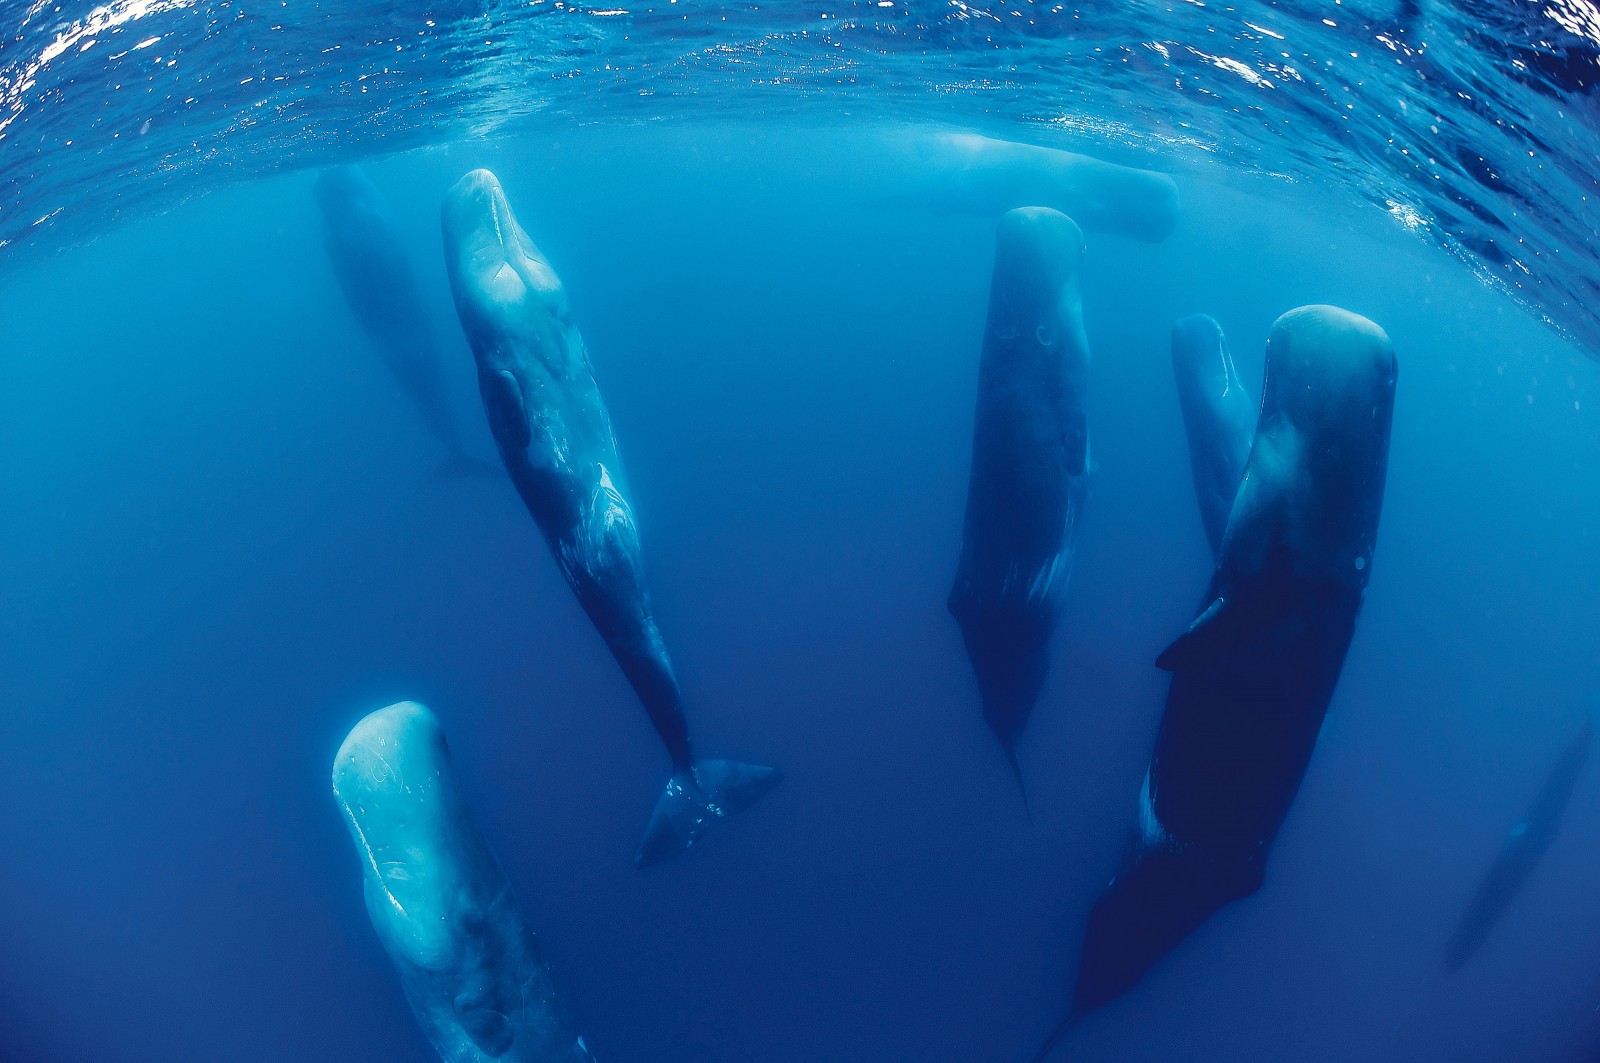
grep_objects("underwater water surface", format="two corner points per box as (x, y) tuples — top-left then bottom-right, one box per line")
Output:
(2, 5), (1600, 1063)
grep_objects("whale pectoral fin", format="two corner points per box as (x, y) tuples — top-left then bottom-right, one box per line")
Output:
(1155, 596), (1232, 672)
(454, 990), (514, 1057)
(480, 368), (532, 453)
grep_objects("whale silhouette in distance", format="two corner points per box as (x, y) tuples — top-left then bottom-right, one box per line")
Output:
(314, 166), (500, 481)
(1445, 715), (1593, 971)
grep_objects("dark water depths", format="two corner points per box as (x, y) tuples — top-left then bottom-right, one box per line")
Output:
(1, 126), (1599, 1061)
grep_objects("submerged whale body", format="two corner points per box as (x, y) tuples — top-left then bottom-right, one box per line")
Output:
(879, 131), (1180, 242)
(440, 168), (781, 868)
(1170, 314), (1256, 558)
(948, 206), (1090, 803)
(1035, 305), (1397, 1060)
(1445, 716), (1593, 971)
(332, 701), (596, 1063)
(313, 166), (498, 481)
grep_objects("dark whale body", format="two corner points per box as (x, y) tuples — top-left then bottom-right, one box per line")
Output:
(1170, 314), (1255, 559)
(1445, 717), (1593, 970)
(440, 168), (780, 868)
(1036, 305), (1397, 1060)
(313, 166), (496, 480)
(948, 206), (1090, 803)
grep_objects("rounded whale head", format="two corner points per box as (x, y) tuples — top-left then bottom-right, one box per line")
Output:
(1170, 313), (1231, 391)
(441, 168), (565, 338)
(1261, 304), (1396, 439)
(332, 701), (475, 972)
(313, 165), (376, 212)
(992, 206), (1086, 303)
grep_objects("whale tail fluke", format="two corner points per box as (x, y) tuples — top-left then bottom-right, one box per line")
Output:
(432, 452), (503, 482)
(635, 760), (783, 868)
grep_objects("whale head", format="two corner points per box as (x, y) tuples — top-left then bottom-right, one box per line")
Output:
(313, 165), (376, 213)
(991, 206), (1085, 321)
(332, 701), (475, 973)
(1170, 313), (1235, 394)
(441, 168), (567, 347)
(1260, 305), (1396, 443)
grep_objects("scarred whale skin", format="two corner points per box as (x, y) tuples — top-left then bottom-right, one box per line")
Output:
(948, 207), (1090, 804)
(440, 168), (780, 867)
(1036, 305), (1397, 1061)
(313, 166), (496, 480)
(332, 701), (595, 1063)
(1170, 313), (1255, 559)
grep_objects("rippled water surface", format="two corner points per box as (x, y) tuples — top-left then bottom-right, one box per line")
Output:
(2, 1), (1598, 350)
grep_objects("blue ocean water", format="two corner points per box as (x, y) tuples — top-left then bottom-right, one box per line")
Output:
(1, 6), (1600, 1063)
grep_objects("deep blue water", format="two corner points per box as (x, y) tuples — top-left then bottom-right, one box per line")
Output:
(2, 9), (1600, 1063)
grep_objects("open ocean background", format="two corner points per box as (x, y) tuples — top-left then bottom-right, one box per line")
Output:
(3, 4), (1600, 1062)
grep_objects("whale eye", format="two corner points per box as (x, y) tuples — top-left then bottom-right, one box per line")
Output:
(1353, 556), (1367, 571)
(1035, 325), (1054, 347)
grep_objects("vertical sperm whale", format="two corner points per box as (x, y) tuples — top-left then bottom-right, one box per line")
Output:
(313, 166), (496, 480)
(1170, 314), (1256, 558)
(948, 206), (1091, 805)
(1445, 716), (1593, 970)
(332, 701), (596, 1063)
(440, 168), (781, 868)
(1035, 305), (1397, 1060)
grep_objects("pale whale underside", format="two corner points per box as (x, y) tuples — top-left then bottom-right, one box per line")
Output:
(333, 701), (595, 1063)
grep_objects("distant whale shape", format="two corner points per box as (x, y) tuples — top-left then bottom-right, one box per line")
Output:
(1170, 314), (1256, 558)
(313, 166), (498, 480)
(1445, 716), (1593, 971)
(332, 701), (596, 1063)
(440, 168), (781, 868)
(878, 131), (1180, 242)
(948, 206), (1090, 806)
(1035, 305), (1397, 1060)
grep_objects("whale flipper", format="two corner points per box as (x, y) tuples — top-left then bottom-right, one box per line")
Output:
(1155, 596), (1232, 671)
(482, 368), (533, 452)
(636, 761), (783, 868)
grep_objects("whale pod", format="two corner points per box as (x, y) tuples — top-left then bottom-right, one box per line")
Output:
(949, 206), (1091, 805)
(1170, 314), (1256, 558)
(1036, 305), (1397, 1060)
(332, 701), (596, 1063)
(440, 169), (781, 867)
